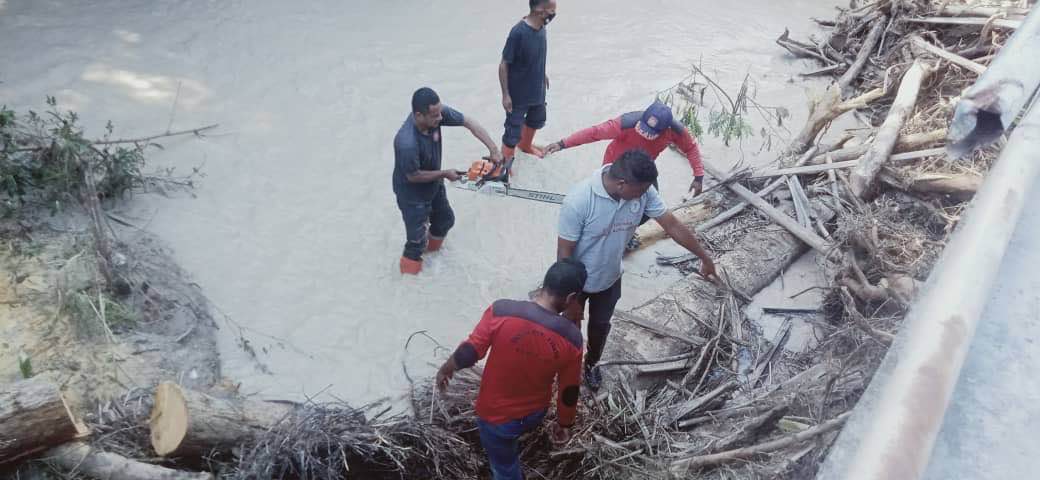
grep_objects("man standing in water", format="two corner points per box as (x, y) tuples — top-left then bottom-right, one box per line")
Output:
(393, 87), (500, 275)
(544, 100), (707, 199)
(437, 258), (586, 479)
(499, 0), (557, 160)
(558, 150), (717, 391)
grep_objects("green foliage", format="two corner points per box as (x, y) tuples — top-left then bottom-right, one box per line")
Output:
(0, 98), (148, 215)
(707, 110), (755, 147)
(65, 290), (138, 338)
(18, 351), (33, 379)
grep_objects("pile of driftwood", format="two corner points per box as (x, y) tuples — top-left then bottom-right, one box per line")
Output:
(1, 1), (1028, 479)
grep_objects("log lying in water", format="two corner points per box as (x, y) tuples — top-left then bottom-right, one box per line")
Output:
(603, 197), (833, 390)
(46, 442), (214, 480)
(634, 202), (715, 249)
(149, 381), (295, 458)
(0, 377), (87, 464)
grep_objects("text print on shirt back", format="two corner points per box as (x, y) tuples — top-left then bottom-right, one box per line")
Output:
(511, 329), (561, 361)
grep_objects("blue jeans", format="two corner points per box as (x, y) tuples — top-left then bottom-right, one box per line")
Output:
(477, 409), (547, 480)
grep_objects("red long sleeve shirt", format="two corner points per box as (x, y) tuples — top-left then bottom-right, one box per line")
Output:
(561, 111), (705, 177)
(452, 300), (583, 426)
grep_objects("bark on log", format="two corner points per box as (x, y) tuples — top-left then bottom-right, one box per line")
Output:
(670, 412), (850, 474)
(702, 158), (831, 254)
(0, 377), (87, 464)
(838, 18), (888, 95)
(911, 35), (986, 75)
(808, 129), (947, 165)
(850, 60), (934, 199)
(149, 381), (294, 458)
(790, 86), (885, 155)
(602, 196), (836, 390)
(46, 442), (213, 480)
(634, 202), (715, 249)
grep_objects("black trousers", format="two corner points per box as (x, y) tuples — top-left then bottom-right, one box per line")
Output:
(580, 278), (623, 368)
(396, 185), (455, 261)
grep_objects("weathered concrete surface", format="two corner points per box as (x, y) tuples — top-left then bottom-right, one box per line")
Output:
(819, 174), (1040, 480)
(921, 179), (1040, 480)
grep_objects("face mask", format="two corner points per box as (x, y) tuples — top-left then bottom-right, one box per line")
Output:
(544, 13), (556, 24)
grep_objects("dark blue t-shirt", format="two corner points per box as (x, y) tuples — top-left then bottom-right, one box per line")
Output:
(392, 106), (466, 202)
(502, 20), (547, 107)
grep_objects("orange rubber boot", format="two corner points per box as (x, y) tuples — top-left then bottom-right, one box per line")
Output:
(517, 125), (545, 158)
(426, 236), (444, 252)
(399, 256), (422, 275)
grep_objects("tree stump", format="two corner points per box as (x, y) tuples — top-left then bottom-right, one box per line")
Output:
(0, 377), (87, 464)
(149, 381), (295, 458)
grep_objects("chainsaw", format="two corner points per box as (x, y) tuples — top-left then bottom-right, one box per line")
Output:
(452, 156), (566, 205)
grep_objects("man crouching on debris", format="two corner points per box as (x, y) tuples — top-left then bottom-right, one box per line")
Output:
(557, 150), (717, 391)
(437, 259), (587, 479)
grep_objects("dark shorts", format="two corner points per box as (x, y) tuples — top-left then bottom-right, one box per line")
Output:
(502, 103), (547, 147)
(396, 184), (455, 261)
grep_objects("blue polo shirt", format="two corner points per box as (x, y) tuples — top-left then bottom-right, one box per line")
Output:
(558, 165), (668, 293)
(502, 20), (548, 107)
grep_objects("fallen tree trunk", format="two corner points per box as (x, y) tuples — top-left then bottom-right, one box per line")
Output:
(0, 377), (87, 464)
(790, 86), (886, 155)
(634, 202), (715, 249)
(702, 158), (831, 253)
(671, 412), (851, 474)
(808, 129), (947, 165)
(838, 17), (888, 95)
(149, 381), (295, 458)
(46, 442), (214, 480)
(850, 60), (934, 198)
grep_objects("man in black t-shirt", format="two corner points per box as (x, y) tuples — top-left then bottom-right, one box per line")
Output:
(498, 0), (557, 160)
(393, 87), (501, 275)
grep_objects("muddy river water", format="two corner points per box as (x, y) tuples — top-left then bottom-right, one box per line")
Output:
(0, 0), (837, 404)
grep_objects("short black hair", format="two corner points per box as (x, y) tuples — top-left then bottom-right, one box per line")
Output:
(543, 258), (587, 298)
(609, 150), (658, 184)
(411, 87), (440, 114)
(530, 0), (551, 9)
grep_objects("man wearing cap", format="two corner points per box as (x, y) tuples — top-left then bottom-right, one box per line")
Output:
(437, 258), (586, 480)
(557, 150), (716, 391)
(393, 87), (501, 275)
(544, 100), (705, 198)
(499, 0), (557, 160)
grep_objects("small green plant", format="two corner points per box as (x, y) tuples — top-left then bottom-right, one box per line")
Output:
(18, 351), (33, 379)
(65, 290), (138, 339)
(660, 64), (790, 151)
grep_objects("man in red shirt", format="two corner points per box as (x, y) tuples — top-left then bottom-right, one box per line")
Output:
(437, 258), (586, 480)
(544, 100), (706, 197)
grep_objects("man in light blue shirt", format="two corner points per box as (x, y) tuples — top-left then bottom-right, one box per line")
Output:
(557, 150), (717, 390)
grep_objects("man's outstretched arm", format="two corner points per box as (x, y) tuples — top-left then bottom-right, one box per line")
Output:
(656, 212), (716, 279)
(544, 117), (622, 155)
(463, 116), (503, 163)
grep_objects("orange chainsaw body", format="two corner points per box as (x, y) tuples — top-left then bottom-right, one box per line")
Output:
(467, 159), (508, 182)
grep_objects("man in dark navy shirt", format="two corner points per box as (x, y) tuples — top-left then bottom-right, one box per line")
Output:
(393, 87), (500, 275)
(498, 0), (556, 161)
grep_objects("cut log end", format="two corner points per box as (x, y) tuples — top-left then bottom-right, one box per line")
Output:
(150, 381), (190, 457)
(0, 377), (88, 464)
